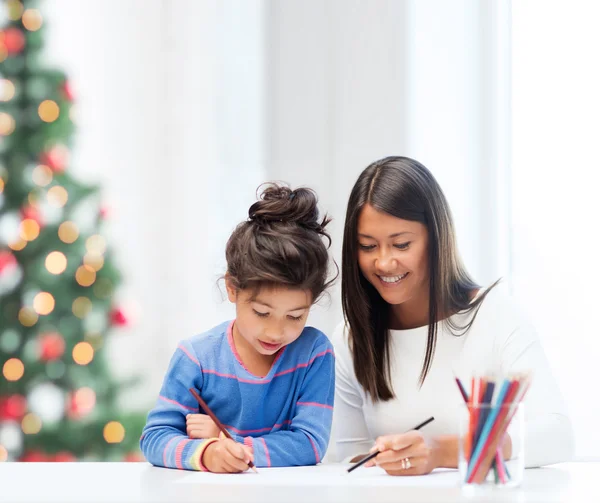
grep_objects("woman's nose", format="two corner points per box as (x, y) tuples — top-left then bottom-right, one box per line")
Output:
(375, 250), (398, 273)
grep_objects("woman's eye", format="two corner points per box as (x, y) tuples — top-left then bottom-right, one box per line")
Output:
(253, 310), (269, 318)
(288, 315), (303, 321)
(394, 242), (410, 250)
(359, 244), (375, 251)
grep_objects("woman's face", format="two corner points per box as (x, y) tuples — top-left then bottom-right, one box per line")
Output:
(356, 204), (429, 306)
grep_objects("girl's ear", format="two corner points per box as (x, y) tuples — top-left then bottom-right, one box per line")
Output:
(224, 274), (238, 303)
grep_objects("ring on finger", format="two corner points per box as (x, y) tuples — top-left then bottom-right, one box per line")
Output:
(401, 457), (412, 470)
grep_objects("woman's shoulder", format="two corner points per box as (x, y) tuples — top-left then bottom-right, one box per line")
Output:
(465, 282), (536, 341)
(475, 283), (530, 322)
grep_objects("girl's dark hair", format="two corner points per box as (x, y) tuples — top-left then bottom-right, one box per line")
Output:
(342, 156), (499, 401)
(226, 183), (335, 302)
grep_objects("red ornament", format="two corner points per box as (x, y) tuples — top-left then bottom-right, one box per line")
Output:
(1, 28), (25, 54)
(0, 250), (18, 275)
(110, 307), (129, 327)
(41, 145), (69, 173)
(61, 81), (74, 102)
(124, 452), (144, 462)
(20, 204), (44, 227)
(99, 205), (111, 220)
(39, 332), (65, 361)
(52, 451), (77, 462)
(19, 450), (48, 462)
(0, 395), (27, 420)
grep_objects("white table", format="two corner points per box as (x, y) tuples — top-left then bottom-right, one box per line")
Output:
(0, 462), (596, 502)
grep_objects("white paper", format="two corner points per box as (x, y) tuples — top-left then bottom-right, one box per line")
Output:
(176, 464), (459, 487)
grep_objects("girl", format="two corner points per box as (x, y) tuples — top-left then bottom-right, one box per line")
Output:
(333, 156), (574, 475)
(141, 184), (336, 473)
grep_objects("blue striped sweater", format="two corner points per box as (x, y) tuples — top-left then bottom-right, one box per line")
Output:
(140, 320), (335, 470)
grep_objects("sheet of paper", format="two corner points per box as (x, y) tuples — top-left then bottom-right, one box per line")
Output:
(176, 464), (459, 487)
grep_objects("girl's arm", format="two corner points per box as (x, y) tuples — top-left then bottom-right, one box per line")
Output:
(140, 341), (216, 471)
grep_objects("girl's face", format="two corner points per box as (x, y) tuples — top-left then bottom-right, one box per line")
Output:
(226, 282), (312, 356)
(356, 204), (429, 307)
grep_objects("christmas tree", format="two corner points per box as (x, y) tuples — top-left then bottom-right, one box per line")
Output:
(0, 0), (145, 462)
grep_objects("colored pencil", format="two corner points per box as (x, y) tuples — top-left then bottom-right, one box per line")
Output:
(189, 387), (258, 473)
(347, 416), (435, 473)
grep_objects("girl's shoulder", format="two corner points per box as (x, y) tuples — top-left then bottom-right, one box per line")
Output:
(183, 320), (231, 354)
(286, 325), (334, 359)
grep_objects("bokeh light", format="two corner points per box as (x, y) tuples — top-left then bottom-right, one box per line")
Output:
(72, 297), (92, 319)
(72, 342), (94, 365)
(86, 235), (106, 255)
(32, 165), (53, 186)
(45, 251), (67, 274)
(75, 265), (96, 287)
(83, 253), (104, 272)
(21, 413), (42, 435)
(22, 9), (43, 31)
(38, 100), (59, 122)
(73, 387), (96, 416)
(33, 292), (55, 315)
(0, 112), (15, 136)
(103, 421), (125, 444)
(19, 219), (40, 241)
(0, 79), (15, 102)
(3, 358), (24, 381)
(18, 307), (38, 327)
(47, 186), (68, 207)
(58, 221), (78, 243)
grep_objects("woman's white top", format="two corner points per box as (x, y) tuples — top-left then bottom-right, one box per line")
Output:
(330, 286), (574, 467)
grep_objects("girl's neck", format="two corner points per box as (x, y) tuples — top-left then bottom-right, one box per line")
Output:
(231, 324), (277, 377)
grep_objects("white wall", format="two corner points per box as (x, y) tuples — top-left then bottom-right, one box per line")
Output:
(44, 0), (514, 418)
(44, 0), (267, 408)
(512, 0), (600, 459)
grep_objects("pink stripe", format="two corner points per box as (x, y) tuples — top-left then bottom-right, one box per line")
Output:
(244, 437), (253, 448)
(159, 395), (196, 411)
(307, 436), (320, 464)
(260, 437), (271, 467)
(202, 348), (333, 384)
(175, 439), (191, 469)
(140, 434), (145, 441)
(273, 349), (334, 377)
(178, 344), (200, 367)
(163, 436), (178, 467)
(296, 401), (333, 410)
(223, 420), (292, 435)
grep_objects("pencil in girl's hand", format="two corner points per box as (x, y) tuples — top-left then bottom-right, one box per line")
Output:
(189, 387), (258, 473)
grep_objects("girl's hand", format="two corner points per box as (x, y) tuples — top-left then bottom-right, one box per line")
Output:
(186, 414), (220, 439)
(202, 439), (254, 473)
(364, 430), (440, 476)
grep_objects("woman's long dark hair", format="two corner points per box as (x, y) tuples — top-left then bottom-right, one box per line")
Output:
(342, 156), (499, 401)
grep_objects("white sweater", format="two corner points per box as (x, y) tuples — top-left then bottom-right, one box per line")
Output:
(330, 287), (575, 467)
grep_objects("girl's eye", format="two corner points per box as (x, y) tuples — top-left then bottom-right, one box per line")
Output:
(359, 244), (375, 251)
(253, 310), (269, 318)
(394, 242), (410, 250)
(287, 315), (303, 321)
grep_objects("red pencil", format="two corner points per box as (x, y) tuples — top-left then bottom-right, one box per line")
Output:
(189, 387), (258, 473)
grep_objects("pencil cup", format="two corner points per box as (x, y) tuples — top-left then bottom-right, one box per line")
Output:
(458, 402), (525, 492)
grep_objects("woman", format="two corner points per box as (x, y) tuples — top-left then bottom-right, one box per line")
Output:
(332, 156), (574, 475)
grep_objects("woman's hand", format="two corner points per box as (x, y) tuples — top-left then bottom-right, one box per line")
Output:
(364, 430), (440, 476)
(202, 439), (254, 473)
(186, 413), (220, 439)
